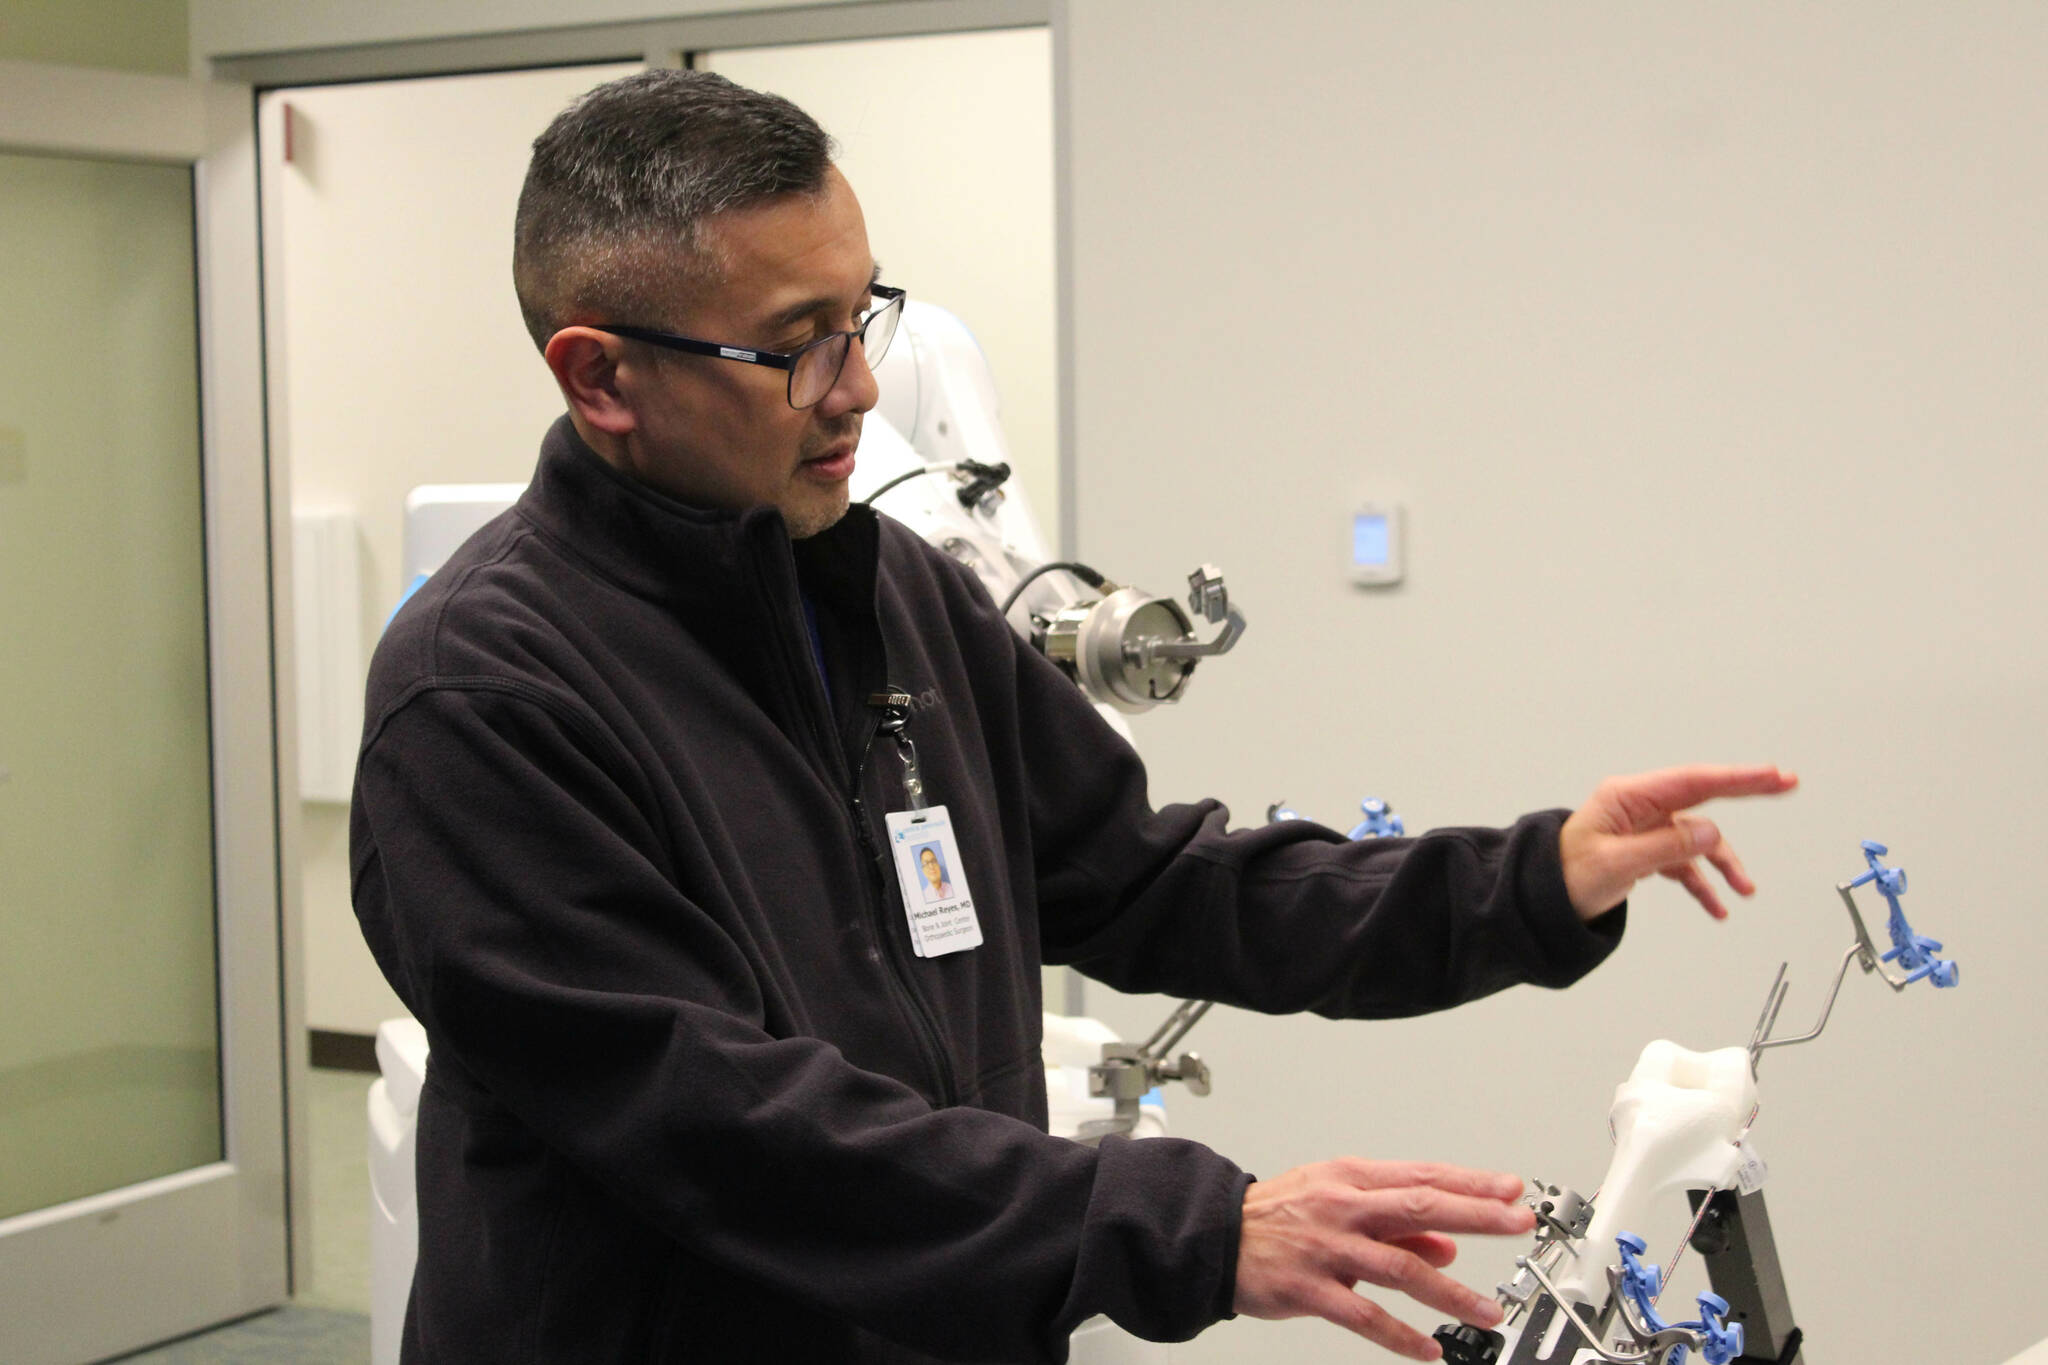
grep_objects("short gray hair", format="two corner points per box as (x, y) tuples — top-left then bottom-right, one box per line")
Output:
(512, 68), (834, 351)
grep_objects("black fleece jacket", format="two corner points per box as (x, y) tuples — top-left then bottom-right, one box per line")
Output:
(350, 416), (1622, 1363)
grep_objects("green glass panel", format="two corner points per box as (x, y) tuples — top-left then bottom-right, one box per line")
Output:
(0, 151), (222, 1220)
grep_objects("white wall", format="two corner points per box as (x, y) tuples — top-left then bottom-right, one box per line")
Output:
(234, 1), (2047, 1356)
(1060, 3), (2047, 1362)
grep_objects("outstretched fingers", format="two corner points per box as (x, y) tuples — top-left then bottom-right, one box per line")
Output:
(1661, 858), (1729, 920)
(1616, 816), (1758, 917)
(1342, 1235), (1505, 1329)
(1612, 764), (1799, 818)
(1236, 1159), (1531, 1358)
(1345, 1185), (1537, 1240)
(1388, 1231), (1460, 1269)
(1328, 1159), (1525, 1202)
(1698, 823), (1755, 896)
(1564, 765), (1797, 919)
(1298, 1279), (1444, 1360)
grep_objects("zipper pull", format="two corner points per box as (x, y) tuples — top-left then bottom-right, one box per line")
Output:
(867, 691), (928, 812)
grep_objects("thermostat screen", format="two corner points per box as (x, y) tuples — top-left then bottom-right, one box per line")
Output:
(1352, 513), (1391, 567)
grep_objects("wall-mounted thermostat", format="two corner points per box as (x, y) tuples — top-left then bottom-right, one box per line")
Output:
(1350, 503), (1405, 586)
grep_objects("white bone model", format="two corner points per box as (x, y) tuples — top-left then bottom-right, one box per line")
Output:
(1553, 1043), (1756, 1315)
(1441, 840), (1957, 1365)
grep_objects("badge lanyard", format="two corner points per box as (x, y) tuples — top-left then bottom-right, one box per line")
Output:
(871, 692), (981, 957)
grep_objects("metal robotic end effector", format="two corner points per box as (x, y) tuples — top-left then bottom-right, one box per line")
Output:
(1039, 563), (1246, 714)
(1748, 837), (1959, 1075)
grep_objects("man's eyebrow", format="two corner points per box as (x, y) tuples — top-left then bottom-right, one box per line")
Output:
(763, 263), (883, 335)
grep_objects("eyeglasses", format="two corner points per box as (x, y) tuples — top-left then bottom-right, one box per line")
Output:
(592, 284), (906, 410)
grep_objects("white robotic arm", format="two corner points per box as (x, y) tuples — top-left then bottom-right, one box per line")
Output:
(853, 301), (1245, 718)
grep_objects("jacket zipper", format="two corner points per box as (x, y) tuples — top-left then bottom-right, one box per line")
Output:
(848, 713), (960, 1108)
(753, 531), (960, 1108)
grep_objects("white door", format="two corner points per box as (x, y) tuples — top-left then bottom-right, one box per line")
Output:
(0, 61), (293, 1365)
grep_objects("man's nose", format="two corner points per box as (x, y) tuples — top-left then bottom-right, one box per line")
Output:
(820, 337), (880, 416)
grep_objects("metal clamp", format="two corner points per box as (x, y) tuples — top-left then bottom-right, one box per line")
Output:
(1497, 1183), (1593, 1314)
(1078, 998), (1215, 1144)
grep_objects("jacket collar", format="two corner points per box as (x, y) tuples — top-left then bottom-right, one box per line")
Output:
(516, 414), (880, 616)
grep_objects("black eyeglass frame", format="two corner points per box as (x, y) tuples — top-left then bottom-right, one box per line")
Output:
(590, 284), (906, 410)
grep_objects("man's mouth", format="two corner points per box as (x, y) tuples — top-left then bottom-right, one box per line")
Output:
(800, 444), (857, 481)
(800, 423), (862, 482)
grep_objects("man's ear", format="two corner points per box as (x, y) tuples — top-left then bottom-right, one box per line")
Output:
(544, 327), (638, 437)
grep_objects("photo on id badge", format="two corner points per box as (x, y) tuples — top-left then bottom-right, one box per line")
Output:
(885, 805), (982, 957)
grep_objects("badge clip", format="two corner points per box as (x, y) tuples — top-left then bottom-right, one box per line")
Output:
(869, 690), (928, 815)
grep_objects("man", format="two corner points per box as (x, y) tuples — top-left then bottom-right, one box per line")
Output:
(351, 69), (1796, 1363)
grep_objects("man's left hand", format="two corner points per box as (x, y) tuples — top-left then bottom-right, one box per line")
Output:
(1560, 765), (1799, 922)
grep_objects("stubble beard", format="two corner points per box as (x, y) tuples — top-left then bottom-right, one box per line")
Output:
(784, 488), (851, 540)
(785, 414), (862, 540)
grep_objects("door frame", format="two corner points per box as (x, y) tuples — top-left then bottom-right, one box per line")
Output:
(215, 0), (1079, 1021)
(204, 0), (1049, 87)
(0, 58), (303, 1365)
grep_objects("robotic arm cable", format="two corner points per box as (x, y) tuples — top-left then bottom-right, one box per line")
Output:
(998, 560), (1108, 619)
(860, 458), (1013, 510)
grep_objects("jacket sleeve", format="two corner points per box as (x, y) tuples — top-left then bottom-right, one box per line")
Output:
(1003, 639), (1624, 1013)
(352, 680), (1247, 1362)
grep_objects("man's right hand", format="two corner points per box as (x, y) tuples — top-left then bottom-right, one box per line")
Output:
(1233, 1159), (1533, 1360)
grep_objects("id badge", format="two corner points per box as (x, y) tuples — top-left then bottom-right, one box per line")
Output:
(884, 805), (982, 957)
